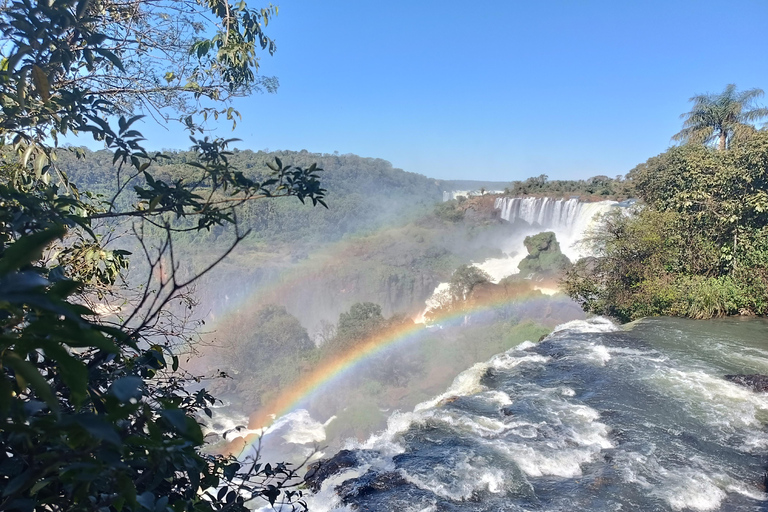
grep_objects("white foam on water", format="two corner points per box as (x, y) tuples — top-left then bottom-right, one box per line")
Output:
(276, 409), (328, 445)
(488, 351), (550, 372)
(582, 342), (612, 365)
(475, 254), (525, 282)
(415, 362), (489, 412)
(355, 410), (416, 455)
(615, 445), (767, 511)
(302, 465), (370, 512)
(660, 469), (727, 511)
(495, 442), (602, 478)
(506, 422), (540, 439)
(607, 346), (658, 357)
(402, 455), (510, 501)
(482, 389), (512, 406)
(647, 367), (768, 434)
(551, 316), (620, 335)
(725, 480), (768, 502)
(488, 389), (613, 479)
(427, 408), (508, 436)
(515, 340), (536, 351)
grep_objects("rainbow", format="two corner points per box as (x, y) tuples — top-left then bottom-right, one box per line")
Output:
(226, 286), (556, 456)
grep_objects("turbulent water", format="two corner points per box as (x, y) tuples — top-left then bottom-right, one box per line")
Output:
(439, 197), (615, 289)
(492, 197), (617, 262)
(305, 317), (768, 511)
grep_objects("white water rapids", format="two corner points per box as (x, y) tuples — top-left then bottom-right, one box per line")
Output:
(303, 317), (768, 511)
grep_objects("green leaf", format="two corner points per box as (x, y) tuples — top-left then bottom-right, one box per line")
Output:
(33, 153), (47, 179)
(109, 376), (143, 402)
(137, 491), (154, 510)
(76, 414), (121, 445)
(4, 352), (58, 412)
(0, 226), (67, 276)
(29, 479), (51, 496)
(31, 65), (50, 101)
(148, 194), (163, 212)
(2, 469), (34, 497)
(43, 345), (88, 406)
(96, 48), (125, 72)
(223, 462), (240, 480)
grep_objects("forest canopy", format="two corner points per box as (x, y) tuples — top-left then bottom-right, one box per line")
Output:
(563, 131), (768, 321)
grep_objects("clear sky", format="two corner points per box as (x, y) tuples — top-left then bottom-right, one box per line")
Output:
(133, 0), (768, 181)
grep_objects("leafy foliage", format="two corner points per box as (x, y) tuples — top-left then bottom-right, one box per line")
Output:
(563, 131), (768, 321)
(504, 173), (634, 198)
(449, 264), (491, 301)
(517, 231), (571, 277)
(0, 0), (327, 510)
(672, 84), (768, 151)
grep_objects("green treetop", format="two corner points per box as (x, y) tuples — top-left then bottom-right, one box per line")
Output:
(672, 84), (768, 151)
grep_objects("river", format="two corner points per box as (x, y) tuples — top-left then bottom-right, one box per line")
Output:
(304, 316), (768, 511)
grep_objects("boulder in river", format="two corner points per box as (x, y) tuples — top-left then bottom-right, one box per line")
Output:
(724, 374), (768, 393)
(304, 449), (360, 492)
(336, 470), (408, 503)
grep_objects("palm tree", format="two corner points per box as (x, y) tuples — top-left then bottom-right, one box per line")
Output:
(672, 84), (768, 150)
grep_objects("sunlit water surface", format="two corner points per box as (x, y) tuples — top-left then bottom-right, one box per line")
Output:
(298, 317), (768, 511)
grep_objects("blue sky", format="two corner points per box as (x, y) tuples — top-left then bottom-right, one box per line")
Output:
(136, 0), (768, 181)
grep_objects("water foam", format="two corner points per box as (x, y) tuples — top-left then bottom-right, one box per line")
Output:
(550, 316), (620, 334)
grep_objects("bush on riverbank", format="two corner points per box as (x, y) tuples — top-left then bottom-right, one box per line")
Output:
(563, 132), (768, 321)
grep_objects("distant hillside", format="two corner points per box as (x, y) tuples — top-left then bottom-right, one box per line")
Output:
(56, 147), (444, 246)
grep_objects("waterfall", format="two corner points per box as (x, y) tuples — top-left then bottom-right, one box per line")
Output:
(416, 197), (618, 323)
(493, 197), (617, 262)
(304, 317), (768, 512)
(494, 196), (615, 232)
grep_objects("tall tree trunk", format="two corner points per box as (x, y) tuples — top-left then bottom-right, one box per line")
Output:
(718, 131), (727, 151)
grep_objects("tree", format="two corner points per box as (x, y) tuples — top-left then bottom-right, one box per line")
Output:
(331, 302), (385, 350)
(0, 0), (326, 510)
(564, 132), (768, 321)
(672, 84), (768, 151)
(517, 231), (571, 277)
(449, 264), (490, 301)
(1, 0), (280, 132)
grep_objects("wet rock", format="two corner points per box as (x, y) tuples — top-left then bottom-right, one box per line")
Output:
(437, 396), (460, 407)
(203, 432), (221, 443)
(724, 374), (768, 393)
(336, 470), (408, 502)
(304, 449), (360, 492)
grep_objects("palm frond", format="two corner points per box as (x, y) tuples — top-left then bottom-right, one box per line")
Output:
(673, 84), (768, 149)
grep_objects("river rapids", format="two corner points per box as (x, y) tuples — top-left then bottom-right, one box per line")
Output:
(302, 316), (768, 511)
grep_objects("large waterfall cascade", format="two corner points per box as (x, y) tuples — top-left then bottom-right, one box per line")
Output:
(492, 196), (618, 263)
(417, 197), (618, 322)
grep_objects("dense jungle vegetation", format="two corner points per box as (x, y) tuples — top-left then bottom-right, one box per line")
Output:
(563, 85), (768, 322)
(55, 147), (445, 248)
